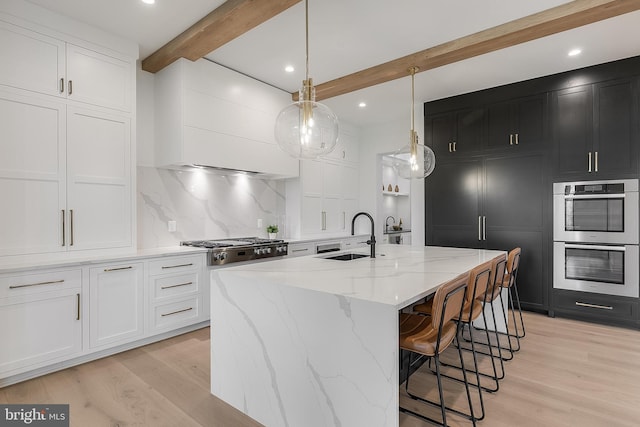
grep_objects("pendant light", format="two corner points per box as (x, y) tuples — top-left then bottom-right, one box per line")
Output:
(392, 67), (436, 179)
(274, 0), (339, 159)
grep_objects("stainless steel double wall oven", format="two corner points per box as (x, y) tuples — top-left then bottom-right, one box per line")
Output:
(553, 179), (639, 298)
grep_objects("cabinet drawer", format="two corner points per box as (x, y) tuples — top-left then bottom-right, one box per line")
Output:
(0, 269), (81, 299)
(152, 297), (201, 331)
(287, 243), (315, 257)
(148, 254), (203, 276)
(553, 289), (638, 321)
(151, 273), (199, 301)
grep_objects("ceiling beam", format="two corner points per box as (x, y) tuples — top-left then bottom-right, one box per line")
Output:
(142, 0), (301, 73)
(301, 0), (640, 101)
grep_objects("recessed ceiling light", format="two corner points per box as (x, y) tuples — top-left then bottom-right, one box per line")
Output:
(141, 0), (155, 4)
(285, 65), (295, 73)
(568, 48), (582, 57)
(358, 102), (367, 108)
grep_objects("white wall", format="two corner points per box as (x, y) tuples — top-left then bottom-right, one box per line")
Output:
(358, 114), (425, 246)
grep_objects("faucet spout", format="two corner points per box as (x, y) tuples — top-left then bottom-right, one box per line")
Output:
(351, 212), (376, 258)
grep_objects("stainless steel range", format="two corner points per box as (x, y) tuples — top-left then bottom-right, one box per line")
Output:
(181, 237), (288, 266)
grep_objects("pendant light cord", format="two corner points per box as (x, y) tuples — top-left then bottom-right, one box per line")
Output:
(305, 0), (310, 81)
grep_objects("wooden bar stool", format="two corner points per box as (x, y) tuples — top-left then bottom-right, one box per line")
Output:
(400, 273), (475, 426)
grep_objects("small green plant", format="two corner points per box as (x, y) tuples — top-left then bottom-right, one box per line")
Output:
(266, 225), (279, 233)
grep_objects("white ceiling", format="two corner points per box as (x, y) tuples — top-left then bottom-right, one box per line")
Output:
(24, 0), (640, 127)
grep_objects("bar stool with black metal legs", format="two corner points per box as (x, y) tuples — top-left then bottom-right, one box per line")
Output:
(500, 247), (525, 351)
(399, 273), (476, 427)
(461, 254), (509, 376)
(412, 261), (496, 418)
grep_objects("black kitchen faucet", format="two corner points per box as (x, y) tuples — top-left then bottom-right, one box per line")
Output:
(351, 212), (376, 258)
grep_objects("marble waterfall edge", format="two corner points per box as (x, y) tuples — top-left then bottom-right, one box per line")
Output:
(211, 270), (398, 427)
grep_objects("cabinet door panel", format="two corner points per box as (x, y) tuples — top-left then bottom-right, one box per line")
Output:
(515, 94), (546, 148)
(552, 85), (593, 176)
(593, 79), (637, 174)
(455, 108), (485, 153)
(0, 21), (65, 97)
(301, 195), (323, 235)
(0, 291), (81, 374)
(0, 92), (65, 256)
(486, 230), (545, 308)
(426, 113), (454, 157)
(67, 108), (131, 250)
(426, 160), (482, 247)
(487, 102), (511, 149)
(484, 154), (545, 229)
(89, 263), (144, 348)
(66, 44), (132, 112)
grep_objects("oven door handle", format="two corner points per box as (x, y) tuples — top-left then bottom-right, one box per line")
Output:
(564, 243), (626, 251)
(564, 194), (625, 199)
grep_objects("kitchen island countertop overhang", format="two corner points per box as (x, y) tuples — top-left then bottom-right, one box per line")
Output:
(210, 244), (505, 427)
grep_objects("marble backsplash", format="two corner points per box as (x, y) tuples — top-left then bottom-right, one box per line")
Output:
(137, 166), (287, 249)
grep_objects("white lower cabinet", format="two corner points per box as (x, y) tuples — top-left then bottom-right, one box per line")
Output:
(89, 262), (144, 349)
(0, 252), (209, 385)
(148, 254), (207, 333)
(0, 269), (82, 376)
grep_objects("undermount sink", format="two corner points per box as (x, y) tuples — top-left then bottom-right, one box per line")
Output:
(323, 253), (369, 261)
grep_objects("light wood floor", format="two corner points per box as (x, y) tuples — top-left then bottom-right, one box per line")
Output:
(1, 312), (639, 427)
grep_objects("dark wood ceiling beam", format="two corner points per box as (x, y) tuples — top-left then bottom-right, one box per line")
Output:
(303, 0), (640, 101)
(142, 0), (301, 73)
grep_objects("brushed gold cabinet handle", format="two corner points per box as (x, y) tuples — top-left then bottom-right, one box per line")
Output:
(588, 152), (592, 173)
(509, 134), (513, 145)
(68, 80), (73, 95)
(104, 266), (133, 272)
(161, 263), (193, 269)
(61, 209), (66, 246)
(60, 78), (64, 94)
(575, 301), (612, 310)
(70, 209), (74, 246)
(76, 293), (80, 320)
(594, 151), (598, 172)
(515, 133), (519, 145)
(452, 142), (457, 152)
(161, 307), (193, 317)
(9, 279), (64, 289)
(161, 281), (193, 290)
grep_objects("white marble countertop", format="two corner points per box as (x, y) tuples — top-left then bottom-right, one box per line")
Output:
(0, 246), (208, 274)
(216, 244), (504, 309)
(285, 234), (369, 244)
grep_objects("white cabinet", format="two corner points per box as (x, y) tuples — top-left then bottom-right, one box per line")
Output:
(0, 19), (135, 257)
(147, 254), (208, 333)
(0, 20), (133, 112)
(0, 91), (66, 256)
(155, 58), (298, 177)
(300, 160), (359, 236)
(89, 262), (144, 349)
(0, 269), (82, 376)
(66, 107), (132, 251)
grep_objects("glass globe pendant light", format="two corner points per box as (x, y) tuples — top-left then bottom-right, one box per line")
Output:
(392, 67), (436, 179)
(274, 0), (339, 159)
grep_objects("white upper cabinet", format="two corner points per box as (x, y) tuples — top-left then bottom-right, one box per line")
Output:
(0, 20), (133, 112)
(65, 44), (132, 112)
(0, 15), (136, 258)
(0, 20), (65, 98)
(155, 58), (299, 177)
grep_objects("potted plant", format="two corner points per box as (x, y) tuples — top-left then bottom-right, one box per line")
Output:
(267, 224), (279, 239)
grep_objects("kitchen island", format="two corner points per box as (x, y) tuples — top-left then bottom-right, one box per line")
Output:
(210, 244), (504, 427)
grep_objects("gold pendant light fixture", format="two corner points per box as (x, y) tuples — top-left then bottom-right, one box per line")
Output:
(274, 0), (339, 159)
(392, 67), (436, 179)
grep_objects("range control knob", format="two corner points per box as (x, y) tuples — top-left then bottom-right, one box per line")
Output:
(254, 248), (263, 255)
(265, 247), (272, 254)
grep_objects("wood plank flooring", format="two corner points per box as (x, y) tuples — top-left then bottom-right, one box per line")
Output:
(1, 312), (639, 426)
